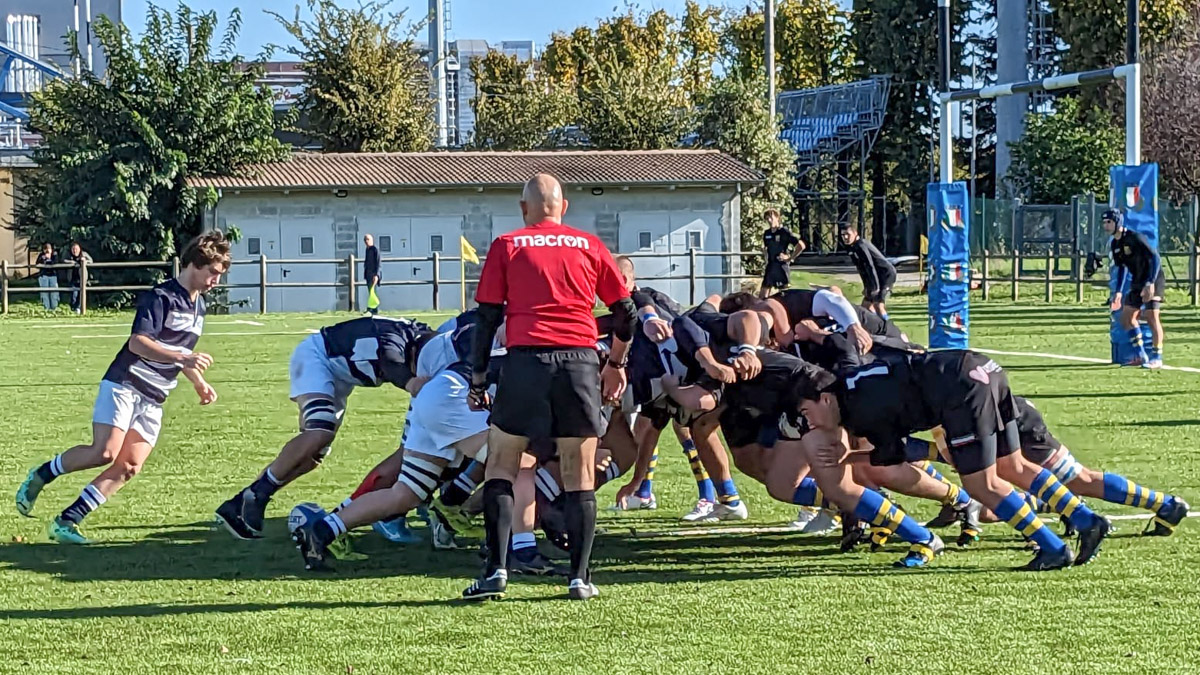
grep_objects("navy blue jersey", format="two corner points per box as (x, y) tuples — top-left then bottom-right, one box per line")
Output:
(1110, 229), (1160, 289)
(102, 279), (205, 404)
(320, 317), (432, 389)
(632, 286), (684, 319)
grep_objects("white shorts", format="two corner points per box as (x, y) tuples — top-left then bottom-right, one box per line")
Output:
(93, 380), (164, 447)
(289, 334), (353, 410)
(402, 369), (489, 461)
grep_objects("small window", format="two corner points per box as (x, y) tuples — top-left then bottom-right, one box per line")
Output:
(378, 235), (392, 253)
(247, 237), (261, 256)
(688, 231), (702, 250)
(300, 236), (314, 255)
(430, 235), (444, 252)
(638, 231), (652, 249)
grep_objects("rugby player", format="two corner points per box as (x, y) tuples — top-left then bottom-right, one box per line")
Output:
(1104, 209), (1165, 368)
(214, 315), (433, 539)
(759, 208), (806, 298)
(840, 224), (896, 320)
(16, 232), (230, 543)
(792, 350), (1111, 570)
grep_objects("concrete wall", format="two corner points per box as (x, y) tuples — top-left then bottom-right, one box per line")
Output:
(212, 185), (744, 313)
(0, 167), (30, 276)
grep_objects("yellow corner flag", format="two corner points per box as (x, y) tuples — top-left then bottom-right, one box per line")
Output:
(460, 236), (479, 264)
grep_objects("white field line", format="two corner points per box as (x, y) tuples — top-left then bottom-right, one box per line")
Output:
(70, 329), (318, 339)
(976, 348), (1200, 374)
(41, 319), (268, 329)
(633, 511), (1200, 538)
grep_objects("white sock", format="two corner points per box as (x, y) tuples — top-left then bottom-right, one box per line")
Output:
(512, 531), (537, 551)
(265, 468), (283, 486)
(323, 512), (347, 537)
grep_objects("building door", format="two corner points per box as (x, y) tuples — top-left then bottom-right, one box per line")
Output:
(619, 213), (687, 303)
(410, 216), (463, 310)
(279, 219), (337, 312)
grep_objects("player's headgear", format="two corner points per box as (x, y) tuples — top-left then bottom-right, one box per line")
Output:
(1101, 209), (1122, 226)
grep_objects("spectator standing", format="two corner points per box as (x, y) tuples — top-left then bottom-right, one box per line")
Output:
(363, 234), (381, 315)
(35, 243), (60, 311)
(65, 242), (93, 314)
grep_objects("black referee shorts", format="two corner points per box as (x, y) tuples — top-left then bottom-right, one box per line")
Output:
(492, 346), (604, 439)
(864, 271), (896, 303)
(1126, 269), (1166, 310)
(762, 261), (791, 290)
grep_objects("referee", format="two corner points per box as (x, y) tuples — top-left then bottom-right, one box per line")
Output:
(463, 173), (635, 601)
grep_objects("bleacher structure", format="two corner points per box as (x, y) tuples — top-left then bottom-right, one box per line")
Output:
(0, 41), (66, 149)
(778, 76), (890, 252)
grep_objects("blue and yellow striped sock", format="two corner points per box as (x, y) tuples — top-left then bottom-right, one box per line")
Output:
(716, 479), (741, 507)
(1030, 468), (1098, 530)
(636, 448), (657, 499)
(792, 477), (832, 509)
(853, 488), (931, 545)
(915, 461), (971, 507)
(1128, 328), (1148, 359)
(1150, 345), (1162, 361)
(681, 439), (716, 502)
(1102, 472), (1171, 512)
(992, 487), (1067, 553)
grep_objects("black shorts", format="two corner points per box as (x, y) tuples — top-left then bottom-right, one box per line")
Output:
(1015, 402), (1062, 465)
(640, 399), (673, 431)
(492, 347), (603, 439)
(719, 405), (791, 449)
(864, 273), (895, 303)
(762, 261), (791, 290)
(925, 352), (1020, 475)
(1126, 269), (1166, 310)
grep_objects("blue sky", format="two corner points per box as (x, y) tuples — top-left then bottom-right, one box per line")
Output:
(122, 0), (729, 57)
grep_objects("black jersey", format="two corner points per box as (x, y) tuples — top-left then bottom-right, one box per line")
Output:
(1110, 229), (1160, 289)
(847, 238), (895, 289)
(725, 350), (816, 418)
(102, 278), (205, 404)
(320, 316), (432, 389)
(632, 285), (684, 319)
(764, 227), (801, 261)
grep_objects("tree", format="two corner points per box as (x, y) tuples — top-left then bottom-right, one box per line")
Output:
(470, 51), (578, 150)
(271, 0), (433, 152)
(696, 75), (797, 265)
(722, 0), (854, 90)
(1143, 9), (1200, 202)
(1006, 97), (1123, 204)
(16, 5), (287, 300)
(680, 0), (723, 100)
(1049, 0), (1189, 74)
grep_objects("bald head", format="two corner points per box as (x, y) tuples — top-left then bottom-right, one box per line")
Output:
(616, 255), (636, 291)
(520, 173), (568, 225)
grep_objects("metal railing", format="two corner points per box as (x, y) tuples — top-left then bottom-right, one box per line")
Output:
(1, 250), (760, 315)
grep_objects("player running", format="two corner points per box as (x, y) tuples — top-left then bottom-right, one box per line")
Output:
(1104, 209), (1165, 368)
(840, 224), (896, 320)
(792, 350), (1110, 570)
(16, 232), (230, 543)
(214, 315), (433, 539)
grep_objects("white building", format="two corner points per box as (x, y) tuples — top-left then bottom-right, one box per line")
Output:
(189, 150), (761, 314)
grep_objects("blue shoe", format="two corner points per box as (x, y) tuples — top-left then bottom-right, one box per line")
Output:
(893, 534), (944, 568)
(15, 468), (45, 517)
(372, 516), (422, 544)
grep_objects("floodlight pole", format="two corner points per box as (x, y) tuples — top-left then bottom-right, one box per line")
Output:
(937, 0), (953, 183)
(1125, 0), (1140, 166)
(766, 0), (776, 116)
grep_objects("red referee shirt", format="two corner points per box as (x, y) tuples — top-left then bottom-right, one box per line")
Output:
(475, 221), (629, 348)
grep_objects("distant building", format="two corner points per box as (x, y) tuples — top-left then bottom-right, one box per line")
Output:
(0, 0), (120, 76)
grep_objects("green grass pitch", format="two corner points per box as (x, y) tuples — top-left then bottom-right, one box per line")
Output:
(1, 297), (1198, 674)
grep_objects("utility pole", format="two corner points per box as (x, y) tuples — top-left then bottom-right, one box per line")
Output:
(765, 0), (775, 116)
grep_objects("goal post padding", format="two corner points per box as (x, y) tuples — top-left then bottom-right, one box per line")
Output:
(926, 181), (971, 348)
(1108, 163), (1160, 364)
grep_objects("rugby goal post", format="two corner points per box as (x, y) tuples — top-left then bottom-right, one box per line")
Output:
(927, 0), (1156, 349)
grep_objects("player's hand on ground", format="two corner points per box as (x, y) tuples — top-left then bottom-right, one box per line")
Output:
(614, 481), (640, 509)
(644, 318), (672, 343)
(601, 364), (627, 404)
(703, 360), (737, 384)
(194, 381), (218, 405)
(731, 351), (762, 380)
(181, 352), (213, 371)
(1110, 294), (1122, 311)
(850, 324), (873, 354)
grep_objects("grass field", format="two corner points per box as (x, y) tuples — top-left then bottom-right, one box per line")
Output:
(1, 298), (1199, 674)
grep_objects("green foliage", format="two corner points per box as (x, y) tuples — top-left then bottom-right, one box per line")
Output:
(1006, 97), (1123, 204)
(722, 0), (854, 90)
(16, 4), (287, 304)
(469, 51), (578, 150)
(696, 75), (797, 267)
(1143, 9), (1200, 202)
(680, 1), (723, 99)
(270, 0), (433, 152)
(1049, 0), (1189, 73)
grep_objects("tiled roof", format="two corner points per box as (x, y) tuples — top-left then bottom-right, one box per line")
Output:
(187, 150), (764, 191)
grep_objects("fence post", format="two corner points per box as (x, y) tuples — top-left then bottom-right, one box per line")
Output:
(1192, 195), (1199, 307)
(79, 258), (88, 315)
(688, 248), (697, 303)
(171, 257), (180, 278)
(346, 253), (356, 312)
(1193, 245), (1200, 308)
(1044, 249), (1053, 302)
(1011, 250), (1019, 302)
(980, 249), (990, 301)
(259, 254), (268, 314)
(1075, 250), (1084, 303)
(431, 252), (441, 311)
(1, 260), (8, 314)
